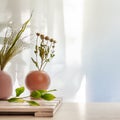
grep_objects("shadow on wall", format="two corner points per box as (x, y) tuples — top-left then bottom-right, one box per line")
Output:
(82, 0), (120, 102)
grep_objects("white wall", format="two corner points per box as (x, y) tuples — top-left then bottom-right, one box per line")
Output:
(82, 0), (120, 102)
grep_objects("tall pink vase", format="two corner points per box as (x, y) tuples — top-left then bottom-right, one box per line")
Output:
(0, 71), (12, 100)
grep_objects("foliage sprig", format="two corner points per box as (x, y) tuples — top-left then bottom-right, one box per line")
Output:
(0, 16), (32, 71)
(8, 87), (56, 106)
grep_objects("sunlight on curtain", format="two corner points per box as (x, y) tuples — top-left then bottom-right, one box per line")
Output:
(64, 0), (84, 65)
(62, 0), (86, 102)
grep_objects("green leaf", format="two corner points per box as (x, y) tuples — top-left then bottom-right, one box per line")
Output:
(38, 90), (47, 95)
(50, 54), (55, 58)
(27, 100), (40, 106)
(0, 15), (32, 71)
(7, 15), (32, 54)
(41, 93), (56, 101)
(45, 59), (50, 62)
(31, 90), (41, 98)
(16, 86), (25, 97)
(8, 98), (25, 103)
(38, 90), (47, 93)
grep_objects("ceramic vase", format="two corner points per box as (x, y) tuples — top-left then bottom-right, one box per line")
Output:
(0, 71), (12, 99)
(25, 70), (50, 91)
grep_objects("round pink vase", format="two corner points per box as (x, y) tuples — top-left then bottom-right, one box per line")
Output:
(25, 70), (50, 91)
(0, 71), (13, 100)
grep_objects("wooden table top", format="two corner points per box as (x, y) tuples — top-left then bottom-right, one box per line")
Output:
(0, 103), (120, 120)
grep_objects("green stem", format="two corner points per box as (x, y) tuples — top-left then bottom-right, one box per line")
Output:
(47, 89), (57, 92)
(19, 95), (30, 99)
(41, 42), (53, 70)
(41, 61), (48, 71)
(1, 58), (8, 71)
(39, 60), (44, 71)
(35, 36), (39, 70)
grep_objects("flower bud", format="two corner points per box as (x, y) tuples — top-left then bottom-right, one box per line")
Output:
(50, 38), (54, 42)
(52, 45), (55, 48)
(45, 36), (50, 40)
(36, 33), (40, 36)
(53, 40), (56, 43)
(40, 34), (44, 39)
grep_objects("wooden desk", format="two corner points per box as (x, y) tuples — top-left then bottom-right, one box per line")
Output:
(0, 103), (120, 120)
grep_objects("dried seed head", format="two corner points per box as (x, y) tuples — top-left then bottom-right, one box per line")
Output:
(50, 38), (54, 42)
(34, 50), (37, 53)
(45, 36), (50, 40)
(40, 34), (44, 39)
(36, 33), (40, 36)
(53, 40), (56, 43)
(52, 45), (55, 48)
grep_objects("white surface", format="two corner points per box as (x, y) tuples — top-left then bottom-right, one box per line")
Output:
(1, 103), (120, 120)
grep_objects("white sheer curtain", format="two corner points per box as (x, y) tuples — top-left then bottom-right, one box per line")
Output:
(83, 0), (120, 102)
(0, 0), (84, 102)
(1, 0), (120, 102)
